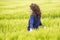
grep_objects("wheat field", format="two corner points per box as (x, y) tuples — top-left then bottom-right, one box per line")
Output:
(0, 0), (60, 40)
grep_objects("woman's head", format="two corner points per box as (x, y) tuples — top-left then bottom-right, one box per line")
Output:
(30, 3), (41, 18)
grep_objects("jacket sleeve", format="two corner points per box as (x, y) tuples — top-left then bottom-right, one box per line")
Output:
(29, 15), (34, 28)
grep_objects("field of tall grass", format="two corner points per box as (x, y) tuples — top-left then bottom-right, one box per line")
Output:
(0, 0), (60, 40)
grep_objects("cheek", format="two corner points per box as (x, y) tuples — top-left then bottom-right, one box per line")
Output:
(29, 10), (32, 13)
(28, 8), (32, 12)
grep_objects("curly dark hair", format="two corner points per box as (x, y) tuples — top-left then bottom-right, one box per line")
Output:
(30, 3), (41, 18)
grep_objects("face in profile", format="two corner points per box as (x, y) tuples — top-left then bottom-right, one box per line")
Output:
(29, 7), (33, 14)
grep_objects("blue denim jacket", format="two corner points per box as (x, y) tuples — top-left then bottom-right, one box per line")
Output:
(28, 14), (42, 31)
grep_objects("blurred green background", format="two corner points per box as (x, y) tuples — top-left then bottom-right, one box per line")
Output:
(0, 0), (60, 40)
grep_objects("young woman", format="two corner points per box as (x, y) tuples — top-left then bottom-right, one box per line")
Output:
(27, 3), (42, 31)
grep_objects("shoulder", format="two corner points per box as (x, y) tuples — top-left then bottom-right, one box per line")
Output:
(30, 14), (35, 18)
